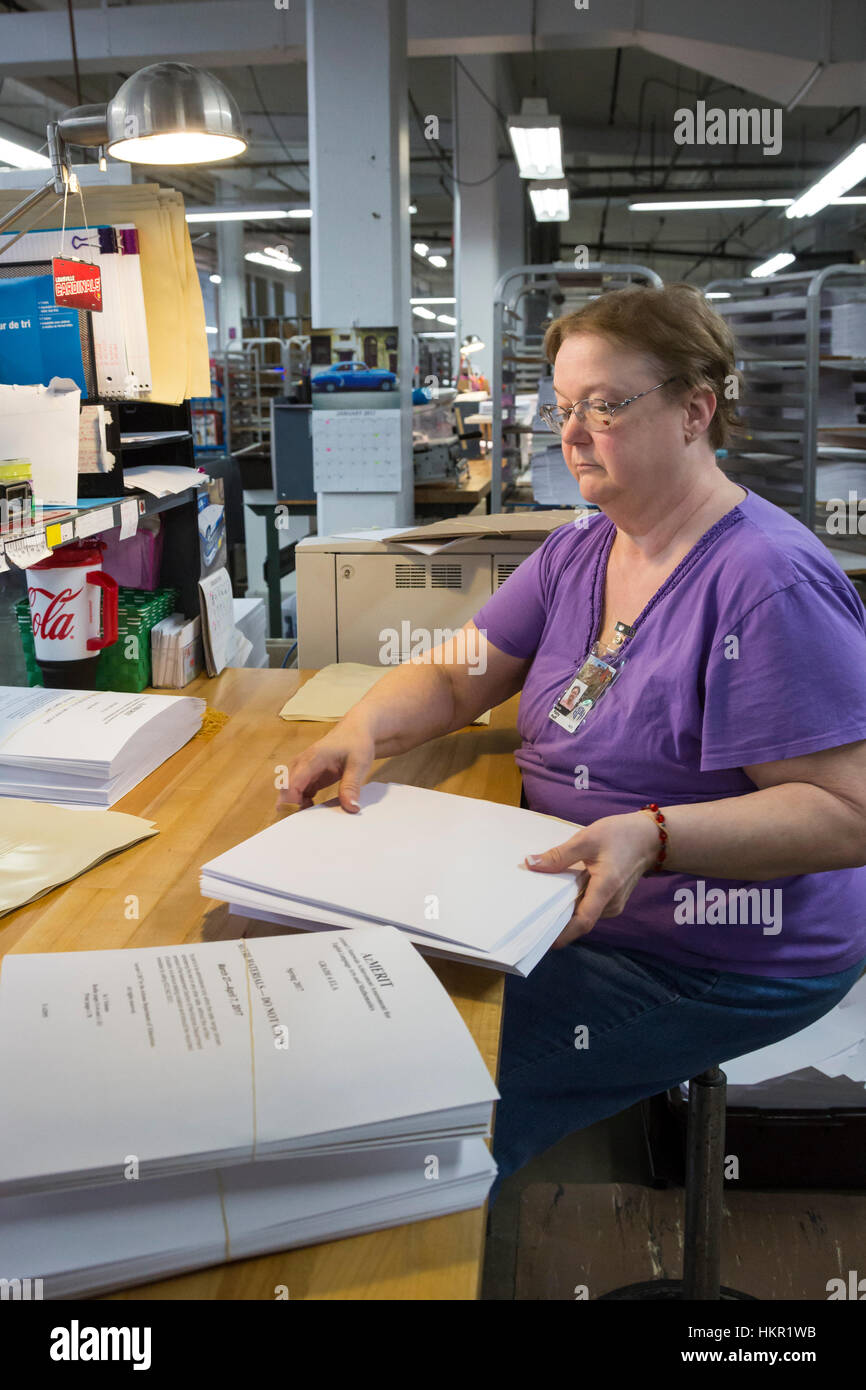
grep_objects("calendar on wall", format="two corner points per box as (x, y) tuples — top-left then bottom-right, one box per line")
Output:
(312, 409), (403, 492)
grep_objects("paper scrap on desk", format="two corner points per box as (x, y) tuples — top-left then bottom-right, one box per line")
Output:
(0, 799), (157, 917)
(123, 464), (205, 498)
(3, 533), (53, 567)
(0, 377), (80, 506)
(75, 506), (115, 539)
(118, 498), (139, 541)
(279, 663), (490, 725)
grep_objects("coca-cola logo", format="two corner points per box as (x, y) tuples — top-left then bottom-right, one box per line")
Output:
(28, 585), (83, 642)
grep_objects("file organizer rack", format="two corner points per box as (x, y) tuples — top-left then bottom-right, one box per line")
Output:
(491, 262), (663, 512)
(704, 265), (866, 565)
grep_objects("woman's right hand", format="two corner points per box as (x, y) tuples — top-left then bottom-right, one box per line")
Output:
(278, 721), (377, 813)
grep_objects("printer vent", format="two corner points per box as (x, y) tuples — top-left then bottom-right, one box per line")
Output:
(394, 564), (427, 589)
(495, 562), (521, 588)
(431, 564), (463, 590)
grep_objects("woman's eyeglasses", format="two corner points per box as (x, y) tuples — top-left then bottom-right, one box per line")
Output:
(539, 377), (680, 434)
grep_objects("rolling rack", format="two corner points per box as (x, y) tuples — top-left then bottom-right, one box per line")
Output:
(491, 262), (663, 512)
(218, 335), (310, 463)
(705, 265), (866, 571)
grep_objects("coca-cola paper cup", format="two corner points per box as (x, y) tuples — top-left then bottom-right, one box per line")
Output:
(27, 541), (119, 689)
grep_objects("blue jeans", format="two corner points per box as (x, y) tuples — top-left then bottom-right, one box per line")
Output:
(489, 939), (866, 1205)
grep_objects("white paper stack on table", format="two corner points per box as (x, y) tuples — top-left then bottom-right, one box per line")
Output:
(150, 613), (203, 688)
(201, 782), (585, 975)
(0, 688), (204, 808)
(0, 926), (498, 1296)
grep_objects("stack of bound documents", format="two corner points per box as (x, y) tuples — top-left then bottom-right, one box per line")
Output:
(0, 926), (498, 1296)
(0, 688), (205, 807)
(201, 782), (585, 975)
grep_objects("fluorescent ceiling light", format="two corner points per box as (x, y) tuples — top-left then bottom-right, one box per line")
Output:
(287, 208), (312, 218)
(786, 142), (866, 219)
(705, 291), (731, 299)
(413, 241), (430, 257)
(410, 297), (456, 305)
(186, 209), (292, 222)
(209, 273), (222, 284)
(751, 251), (796, 278)
(419, 331), (457, 338)
(428, 254), (447, 268)
(437, 314), (457, 324)
(413, 305), (437, 319)
(629, 198), (792, 212)
(507, 98), (563, 179)
(529, 179), (570, 222)
(245, 250), (301, 273)
(461, 336), (485, 354)
(205, 325), (218, 334)
(0, 136), (51, 170)
(409, 203), (418, 214)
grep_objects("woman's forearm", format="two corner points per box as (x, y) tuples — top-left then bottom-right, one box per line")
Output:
(645, 783), (866, 880)
(337, 661), (463, 757)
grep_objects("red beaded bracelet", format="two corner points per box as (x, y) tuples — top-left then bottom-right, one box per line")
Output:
(639, 803), (668, 873)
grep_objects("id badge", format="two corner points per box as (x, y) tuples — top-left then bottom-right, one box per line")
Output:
(549, 653), (623, 733)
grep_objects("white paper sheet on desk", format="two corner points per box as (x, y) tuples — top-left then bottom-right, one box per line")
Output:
(279, 663), (490, 725)
(0, 798), (156, 916)
(0, 378), (80, 505)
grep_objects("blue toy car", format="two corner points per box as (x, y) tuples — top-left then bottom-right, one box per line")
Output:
(312, 361), (398, 392)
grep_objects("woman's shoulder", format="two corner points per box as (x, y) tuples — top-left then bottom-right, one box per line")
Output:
(725, 492), (858, 594)
(708, 491), (866, 631)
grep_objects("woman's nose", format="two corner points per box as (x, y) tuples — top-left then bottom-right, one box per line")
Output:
(561, 410), (591, 444)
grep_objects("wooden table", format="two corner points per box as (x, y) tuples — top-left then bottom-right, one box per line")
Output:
(0, 668), (523, 1300)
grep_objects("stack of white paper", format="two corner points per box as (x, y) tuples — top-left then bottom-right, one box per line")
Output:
(0, 1137), (495, 1299)
(0, 926), (498, 1294)
(0, 688), (204, 807)
(201, 782), (585, 975)
(150, 613), (203, 688)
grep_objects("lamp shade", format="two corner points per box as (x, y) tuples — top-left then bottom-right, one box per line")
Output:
(106, 62), (247, 165)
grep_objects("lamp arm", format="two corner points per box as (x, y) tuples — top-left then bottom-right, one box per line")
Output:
(0, 122), (72, 256)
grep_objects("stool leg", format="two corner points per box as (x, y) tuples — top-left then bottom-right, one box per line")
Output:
(682, 1065), (727, 1300)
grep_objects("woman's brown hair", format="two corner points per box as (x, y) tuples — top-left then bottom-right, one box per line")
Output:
(543, 282), (743, 450)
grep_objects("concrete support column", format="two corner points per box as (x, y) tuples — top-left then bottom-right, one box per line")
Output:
(306, 0), (412, 533)
(216, 216), (245, 350)
(453, 55), (501, 386)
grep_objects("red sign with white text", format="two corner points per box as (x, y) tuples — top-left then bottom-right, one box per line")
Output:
(52, 257), (103, 313)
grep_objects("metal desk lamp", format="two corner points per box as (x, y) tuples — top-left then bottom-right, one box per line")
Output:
(0, 61), (247, 253)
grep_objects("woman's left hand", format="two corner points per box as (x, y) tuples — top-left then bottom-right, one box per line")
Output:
(526, 812), (661, 947)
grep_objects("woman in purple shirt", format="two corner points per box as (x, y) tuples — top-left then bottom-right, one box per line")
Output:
(283, 283), (866, 1195)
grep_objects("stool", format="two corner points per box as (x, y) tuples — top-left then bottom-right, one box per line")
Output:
(599, 1066), (756, 1300)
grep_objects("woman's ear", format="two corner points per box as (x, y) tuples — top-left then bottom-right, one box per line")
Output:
(684, 385), (717, 444)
